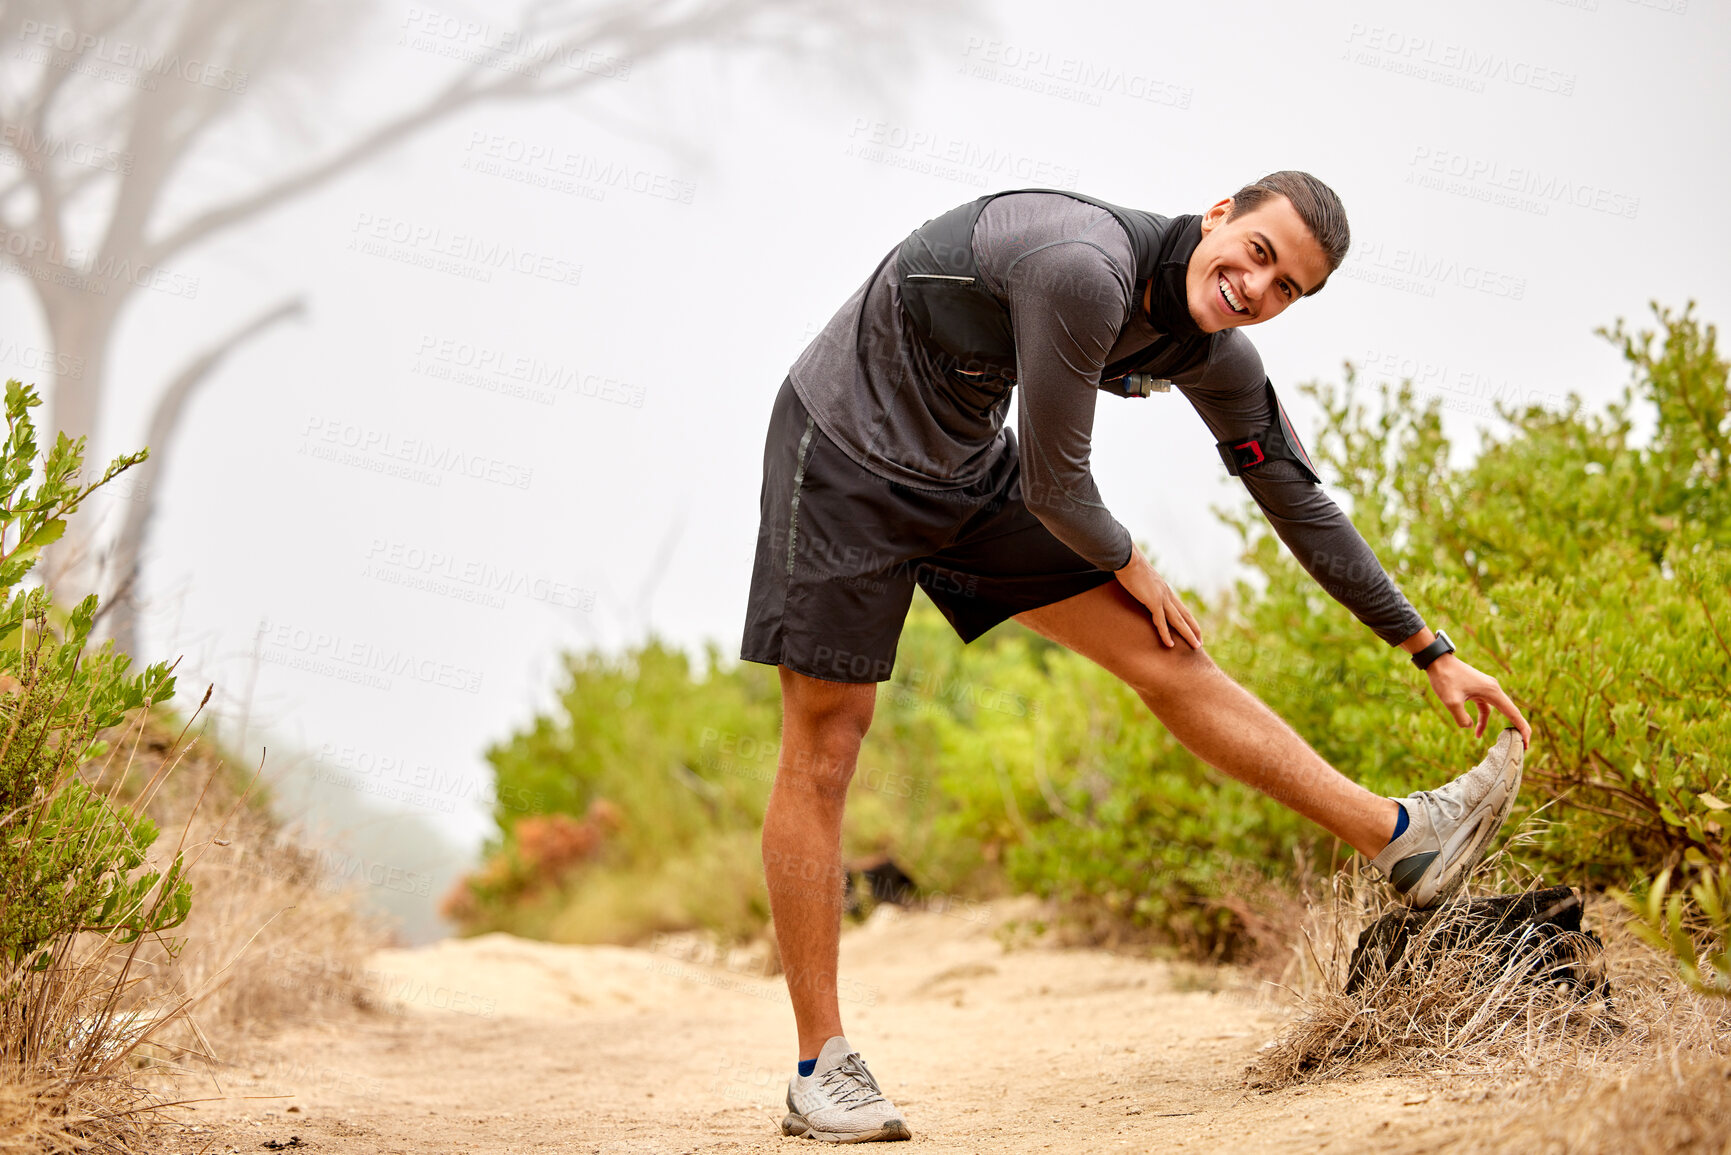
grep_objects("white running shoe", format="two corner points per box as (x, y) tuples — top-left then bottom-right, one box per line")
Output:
(782, 1035), (911, 1143)
(1371, 728), (1526, 908)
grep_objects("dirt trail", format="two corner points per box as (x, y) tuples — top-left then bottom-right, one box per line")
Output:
(162, 901), (1502, 1153)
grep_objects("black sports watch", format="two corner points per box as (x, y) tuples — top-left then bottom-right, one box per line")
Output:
(1411, 630), (1456, 671)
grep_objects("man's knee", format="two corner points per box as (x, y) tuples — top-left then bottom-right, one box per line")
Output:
(778, 667), (876, 800)
(781, 666), (877, 740)
(1126, 645), (1222, 709)
(777, 738), (863, 803)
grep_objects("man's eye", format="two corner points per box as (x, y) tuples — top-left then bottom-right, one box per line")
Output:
(1252, 243), (1266, 259)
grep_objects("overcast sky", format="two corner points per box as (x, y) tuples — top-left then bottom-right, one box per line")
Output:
(5, 0), (1724, 940)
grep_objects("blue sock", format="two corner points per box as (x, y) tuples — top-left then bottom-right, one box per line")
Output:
(798, 1058), (816, 1077)
(1388, 802), (1410, 844)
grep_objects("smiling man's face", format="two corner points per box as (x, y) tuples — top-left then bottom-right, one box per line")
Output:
(1184, 194), (1334, 333)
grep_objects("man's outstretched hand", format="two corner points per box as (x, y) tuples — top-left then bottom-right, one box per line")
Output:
(1424, 653), (1532, 746)
(1114, 548), (1202, 650)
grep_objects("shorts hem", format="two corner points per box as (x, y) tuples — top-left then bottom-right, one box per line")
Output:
(737, 647), (896, 685)
(937, 569), (1118, 643)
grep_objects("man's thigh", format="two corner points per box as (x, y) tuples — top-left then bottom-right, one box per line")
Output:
(1012, 580), (1215, 698)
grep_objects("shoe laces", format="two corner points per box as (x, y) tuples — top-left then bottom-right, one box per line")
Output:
(818, 1052), (886, 1110)
(1411, 761), (1496, 827)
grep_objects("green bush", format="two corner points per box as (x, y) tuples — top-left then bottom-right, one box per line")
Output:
(1217, 301), (1729, 889)
(452, 634), (958, 943)
(1617, 864), (1731, 998)
(0, 379), (185, 972)
(467, 305), (1730, 958)
(1008, 302), (1731, 947)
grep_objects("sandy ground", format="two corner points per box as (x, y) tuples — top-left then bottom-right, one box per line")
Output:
(157, 900), (1509, 1154)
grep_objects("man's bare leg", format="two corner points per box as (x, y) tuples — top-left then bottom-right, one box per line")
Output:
(1015, 582), (1401, 857)
(762, 666), (876, 1061)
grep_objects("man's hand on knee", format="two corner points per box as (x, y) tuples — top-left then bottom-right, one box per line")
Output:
(1113, 547), (1203, 650)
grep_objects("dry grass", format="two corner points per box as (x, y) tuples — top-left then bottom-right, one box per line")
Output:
(0, 938), (187, 1154)
(1430, 1054), (1731, 1155)
(1249, 853), (1731, 1151)
(0, 704), (388, 1152)
(1426, 897), (1731, 1154)
(1253, 859), (1634, 1087)
(102, 716), (390, 1055)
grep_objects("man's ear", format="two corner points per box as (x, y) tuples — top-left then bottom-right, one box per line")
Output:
(1199, 196), (1234, 233)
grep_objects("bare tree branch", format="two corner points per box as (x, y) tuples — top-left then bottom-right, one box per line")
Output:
(0, 0), (968, 618)
(102, 293), (305, 652)
(140, 0), (722, 265)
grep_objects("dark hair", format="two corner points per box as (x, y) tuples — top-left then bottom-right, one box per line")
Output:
(1225, 171), (1349, 296)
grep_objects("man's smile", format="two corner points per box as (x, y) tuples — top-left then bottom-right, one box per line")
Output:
(1217, 272), (1250, 318)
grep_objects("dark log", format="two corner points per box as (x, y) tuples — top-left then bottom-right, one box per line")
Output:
(843, 855), (920, 917)
(1346, 886), (1607, 996)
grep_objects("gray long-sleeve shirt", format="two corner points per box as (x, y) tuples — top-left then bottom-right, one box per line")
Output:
(789, 191), (1424, 645)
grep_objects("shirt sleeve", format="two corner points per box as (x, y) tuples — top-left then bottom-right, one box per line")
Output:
(1174, 331), (1427, 646)
(1003, 239), (1136, 572)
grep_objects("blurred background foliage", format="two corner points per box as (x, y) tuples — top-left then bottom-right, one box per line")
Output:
(445, 303), (1729, 962)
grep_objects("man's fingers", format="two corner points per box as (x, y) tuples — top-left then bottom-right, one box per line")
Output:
(1180, 601), (1204, 646)
(1473, 700), (1489, 738)
(1169, 600), (1201, 649)
(1153, 610), (1174, 648)
(1446, 698), (1472, 729)
(1485, 685), (1533, 747)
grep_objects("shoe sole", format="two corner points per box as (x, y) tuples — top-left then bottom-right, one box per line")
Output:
(783, 1113), (912, 1143)
(1408, 733), (1525, 908)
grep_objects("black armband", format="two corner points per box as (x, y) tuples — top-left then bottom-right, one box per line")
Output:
(1215, 380), (1322, 485)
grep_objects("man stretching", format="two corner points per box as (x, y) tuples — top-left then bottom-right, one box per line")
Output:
(740, 173), (1532, 1143)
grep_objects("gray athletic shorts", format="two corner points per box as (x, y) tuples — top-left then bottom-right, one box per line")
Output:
(740, 377), (1118, 684)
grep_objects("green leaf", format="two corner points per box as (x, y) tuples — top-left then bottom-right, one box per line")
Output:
(23, 518), (66, 549)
